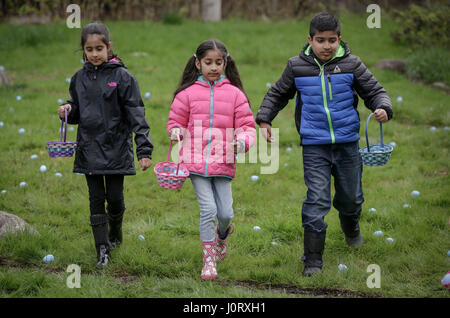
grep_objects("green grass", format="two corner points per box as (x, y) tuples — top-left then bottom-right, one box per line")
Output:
(0, 13), (449, 298)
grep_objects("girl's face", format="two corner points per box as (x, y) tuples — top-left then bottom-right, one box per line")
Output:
(195, 49), (226, 83)
(83, 34), (111, 66)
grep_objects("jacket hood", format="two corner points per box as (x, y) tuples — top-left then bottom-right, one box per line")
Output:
(300, 40), (350, 64)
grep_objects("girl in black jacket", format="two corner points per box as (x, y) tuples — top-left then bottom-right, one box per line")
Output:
(58, 22), (153, 268)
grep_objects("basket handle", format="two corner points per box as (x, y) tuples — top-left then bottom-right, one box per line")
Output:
(365, 112), (384, 153)
(59, 108), (68, 142)
(167, 134), (181, 174)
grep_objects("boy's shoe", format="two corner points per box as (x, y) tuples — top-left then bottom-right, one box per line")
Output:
(215, 223), (235, 261)
(345, 232), (364, 247)
(96, 244), (110, 268)
(201, 242), (218, 280)
(302, 229), (326, 277)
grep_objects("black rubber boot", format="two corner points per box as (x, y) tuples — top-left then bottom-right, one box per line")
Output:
(107, 210), (124, 249)
(339, 214), (364, 247)
(302, 229), (326, 277)
(90, 214), (111, 268)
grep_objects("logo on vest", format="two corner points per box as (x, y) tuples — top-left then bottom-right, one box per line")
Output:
(333, 65), (341, 73)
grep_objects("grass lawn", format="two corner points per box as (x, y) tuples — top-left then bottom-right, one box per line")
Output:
(0, 13), (449, 299)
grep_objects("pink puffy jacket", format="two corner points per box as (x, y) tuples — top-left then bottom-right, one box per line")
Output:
(167, 76), (256, 179)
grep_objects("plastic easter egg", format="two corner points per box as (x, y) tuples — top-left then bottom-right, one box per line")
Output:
(55, 173), (62, 177)
(30, 154), (38, 159)
(403, 204), (411, 208)
(138, 235), (145, 241)
(43, 254), (54, 263)
(19, 181), (27, 188)
(411, 190), (420, 197)
(429, 126), (437, 132)
(66, 77), (71, 83)
(0, 121), (3, 127)
(396, 96), (403, 102)
(40, 165), (47, 172)
(386, 237), (394, 243)
(286, 147), (292, 152)
(18, 128), (25, 134)
(251, 175), (259, 182)
(368, 208), (376, 212)
(1, 190), (6, 194)
(253, 226), (261, 231)
(266, 82), (271, 88)
(373, 230), (383, 237)
(389, 141), (397, 147)
(338, 264), (348, 271)
(16, 96), (22, 101)
(144, 92), (151, 99)
(271, 241), (278, 246)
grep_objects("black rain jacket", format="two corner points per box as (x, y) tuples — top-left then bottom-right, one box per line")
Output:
(65, 59), (153, 175)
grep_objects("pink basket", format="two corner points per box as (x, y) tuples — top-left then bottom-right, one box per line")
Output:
(154, 136), (189, 189)
(46, 108), (77, 158)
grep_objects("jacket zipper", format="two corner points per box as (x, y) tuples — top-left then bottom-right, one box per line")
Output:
(327, 74), (333, 101)
(88, 67), (98, 175)
(204, 81), (215, 176)
(315, 58), (336, 144)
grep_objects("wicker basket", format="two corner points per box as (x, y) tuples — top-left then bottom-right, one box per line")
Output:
(46, 108), (77, 158)
(154, 136), (189, 189)
(359, 113), (393, 166)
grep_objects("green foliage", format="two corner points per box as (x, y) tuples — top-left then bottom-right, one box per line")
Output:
(162, 11), (184, 25)
(0, 23), (67, 50)
(391, 4), (450, 48)
(405, 47), (450, 85)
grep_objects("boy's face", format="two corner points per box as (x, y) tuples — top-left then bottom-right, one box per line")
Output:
(308, 30), (341, 63)
(83, 34), (111, 66)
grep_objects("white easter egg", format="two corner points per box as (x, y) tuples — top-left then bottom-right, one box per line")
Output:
(40, 165), (47, 172)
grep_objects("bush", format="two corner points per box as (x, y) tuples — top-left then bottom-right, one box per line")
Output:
(405, 47), (450, 85)
(391, 4), (450, 49)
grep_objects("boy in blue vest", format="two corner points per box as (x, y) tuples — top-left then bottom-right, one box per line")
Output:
(256, 12), (393, 276)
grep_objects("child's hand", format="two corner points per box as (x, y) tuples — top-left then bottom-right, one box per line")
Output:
(169, 127), (181, 141)
(139, 158), (152, 171)
(259, 122), (275, 142)
(374, 109), (388, 123)
(58, 104), (72, 119)
(231, 140), (244, 154)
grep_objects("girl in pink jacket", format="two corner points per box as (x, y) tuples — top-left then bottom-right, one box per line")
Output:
(167, 39), (256, 280)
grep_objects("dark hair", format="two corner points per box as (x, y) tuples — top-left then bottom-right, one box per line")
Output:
(173, 39), (247, 101)
(309, 12), (340, 38)
(80, 22), (121, 62)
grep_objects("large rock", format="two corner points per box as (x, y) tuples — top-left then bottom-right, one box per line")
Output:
(0, 70), (12, 86)
(375, 59), (407, 74)
(0, 211), (39, 237)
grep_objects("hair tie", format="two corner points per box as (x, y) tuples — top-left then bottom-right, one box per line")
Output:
(193, 53), (197, 59)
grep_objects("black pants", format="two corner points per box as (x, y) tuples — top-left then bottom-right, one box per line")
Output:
(85, 175), (125, 217)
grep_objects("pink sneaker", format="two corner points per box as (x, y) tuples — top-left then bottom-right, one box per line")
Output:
(216, 224), (235, 261)
(201, 242), (218, 280)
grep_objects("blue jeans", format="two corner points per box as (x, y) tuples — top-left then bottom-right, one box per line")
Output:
(301, 141), (364, 233)
(190, 175), (234, 242)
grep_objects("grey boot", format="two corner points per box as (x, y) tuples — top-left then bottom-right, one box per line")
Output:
(302, 229), (326, 277)
(90, 214), (111, 268)
(339, 214), (364, 247)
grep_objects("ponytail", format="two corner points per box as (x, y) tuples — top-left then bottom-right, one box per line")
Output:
(173, 39), (249, 107)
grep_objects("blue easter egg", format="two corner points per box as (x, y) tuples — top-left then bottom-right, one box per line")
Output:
(43, 254), (54, 263)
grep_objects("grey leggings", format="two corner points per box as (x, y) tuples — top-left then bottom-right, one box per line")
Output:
(190, 175), (234, 242)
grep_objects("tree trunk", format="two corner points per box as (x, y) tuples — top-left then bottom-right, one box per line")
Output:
(202, 0), (221, 22)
